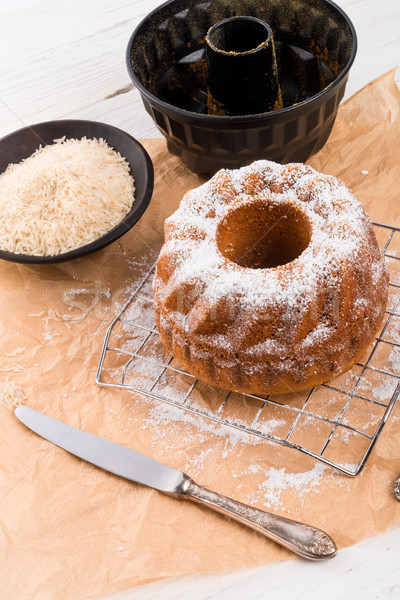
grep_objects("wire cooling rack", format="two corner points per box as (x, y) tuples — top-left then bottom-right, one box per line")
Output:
(96, 222), (400, 476)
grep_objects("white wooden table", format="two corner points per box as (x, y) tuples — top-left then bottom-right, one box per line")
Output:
(0, 0), (399, 598)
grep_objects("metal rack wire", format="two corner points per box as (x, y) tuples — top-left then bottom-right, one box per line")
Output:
(96, 222), (400, 476)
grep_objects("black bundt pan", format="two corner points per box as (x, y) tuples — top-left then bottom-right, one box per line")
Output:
(127, 0), (357, 174)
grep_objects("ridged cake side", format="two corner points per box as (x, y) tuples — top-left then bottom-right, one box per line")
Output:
(153, 161), (389, 396)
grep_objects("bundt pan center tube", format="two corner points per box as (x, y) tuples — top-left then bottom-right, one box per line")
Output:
(206, 16), (282, 116)
(127, 0), (357, 174)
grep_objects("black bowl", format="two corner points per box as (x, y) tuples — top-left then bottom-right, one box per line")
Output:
(0, 120), (154, 264)
(127, 0), (357, 174)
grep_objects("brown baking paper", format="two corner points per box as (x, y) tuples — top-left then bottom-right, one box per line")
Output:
(1, 69), (400, 600)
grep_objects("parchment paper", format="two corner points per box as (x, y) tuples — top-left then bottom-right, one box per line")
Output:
(1, 69), (400, 600)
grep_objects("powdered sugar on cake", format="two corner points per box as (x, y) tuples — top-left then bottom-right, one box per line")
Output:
(166, 163), (374, 306)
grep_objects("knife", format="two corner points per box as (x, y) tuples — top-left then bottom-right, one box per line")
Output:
(395, 475), (400, 501)
(15, 405), (337, 560)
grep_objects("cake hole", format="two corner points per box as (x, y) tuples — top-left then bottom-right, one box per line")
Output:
(216, 201), (312, 269)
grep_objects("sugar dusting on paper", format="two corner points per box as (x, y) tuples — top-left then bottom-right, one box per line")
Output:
(247, 463), (328, 508)
(142, 402), (260, 456)
(117, 399), (353, 511)
(389, 345), (400, 373)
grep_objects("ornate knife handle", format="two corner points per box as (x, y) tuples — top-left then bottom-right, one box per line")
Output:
(394, 475), (400, 500)
(180, 477), (337, 560)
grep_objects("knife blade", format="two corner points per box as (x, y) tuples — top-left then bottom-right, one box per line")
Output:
(15, 405), (185, 493)
(15, 405), (337, 560)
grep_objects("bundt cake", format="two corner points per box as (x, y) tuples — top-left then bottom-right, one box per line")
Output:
(153, 161), (389, 396)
